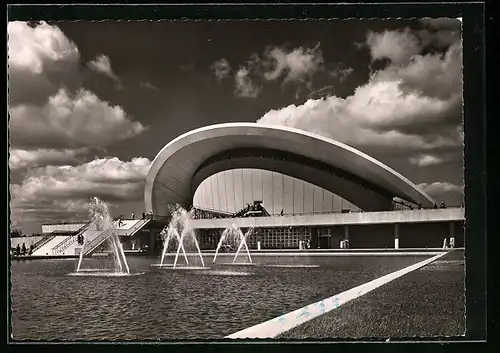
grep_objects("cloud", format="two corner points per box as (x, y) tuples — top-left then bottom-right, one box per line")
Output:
(88, 54), (121, 85)
(417, 181), (463, 198)
(7, 21), (149, 231)
(140, 81), (161, 92)
(8, 22), (146, 151)
(234, 68), (261, 98)
(258, 80), (462, 153)
(263, 44), (323, 84)
(409, 154), (444, 167)
(373, 42), (462, 102)
(9, 148), (89, 170)
(7, 21), (80, 77)
(229, 44), (323, 99)
(257, 27), (462, 166)
(211, 58), (231, 81)
(365, 28), (422, 65)
(329, 67), (353, 82)
(10, 157), (152, 226)
(10, 88), (146, 149)
(7, 21), (81, 106)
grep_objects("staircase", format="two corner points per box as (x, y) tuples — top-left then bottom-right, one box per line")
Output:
(82, 228), (114, 256)
(81, 218), (152, 256)
(116, 218), (151, 236)
(30, 233), (57, 253)
(32, 235), (69, 256)
(51, 223), (91, 256)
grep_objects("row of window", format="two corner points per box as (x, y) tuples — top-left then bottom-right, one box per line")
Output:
(196, 227), (314, 249)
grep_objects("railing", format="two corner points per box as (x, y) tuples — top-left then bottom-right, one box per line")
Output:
(82, 228), (113, 256)
(191, 203), (464, 220)
(119, 218), (151, 236)
(31, 233), (57, 252)
(51, 222), (91, 255)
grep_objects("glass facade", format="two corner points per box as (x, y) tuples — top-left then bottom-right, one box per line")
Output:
(196, 226), (312, 250)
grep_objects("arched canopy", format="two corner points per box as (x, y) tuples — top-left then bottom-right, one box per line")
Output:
(145, 123), (435, 216)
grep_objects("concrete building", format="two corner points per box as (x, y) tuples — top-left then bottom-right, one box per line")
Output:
(145, 123), (464, 250)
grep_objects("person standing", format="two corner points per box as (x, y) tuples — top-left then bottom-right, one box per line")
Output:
(131, 212), (135, 219)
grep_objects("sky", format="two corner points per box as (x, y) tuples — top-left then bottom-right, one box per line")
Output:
(8, 19), (464, 234)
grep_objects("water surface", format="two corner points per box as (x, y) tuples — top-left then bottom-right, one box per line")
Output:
(11, 254), (430, 340)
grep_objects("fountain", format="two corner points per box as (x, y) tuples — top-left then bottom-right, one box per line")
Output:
(157, 205), (206, 269)
(74, 197), (130, 275)
(213, 225), (253, 265)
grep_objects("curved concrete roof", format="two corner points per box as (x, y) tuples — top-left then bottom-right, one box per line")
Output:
(145, 123), (435, 216)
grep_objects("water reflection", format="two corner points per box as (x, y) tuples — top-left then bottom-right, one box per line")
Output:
(11, 255), (429, 340)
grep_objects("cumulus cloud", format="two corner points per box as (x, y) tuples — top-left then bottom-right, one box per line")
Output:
(8, 21), (80, 77)
(211, 58), (231, 81)
(8, 21), (81, 106)
(88, 54), (121, 84)
(10, 88), (146, 149)
(230, 44), (323, 99)
(7, 21), (149, 231)
(8, 21), (146, 151)
(366, 28), (422, 65)
(409, 154), (444, 167)
(258, 80), (462, 153)
(10, 157), (152, 226)
(263, 44), (323, 84)
(234, 68), (261, 98)
(417, 181), (464, 200)
(9, 148), (89, 170)
(329, 67), (354, 82)
(258, 27), (462, 165)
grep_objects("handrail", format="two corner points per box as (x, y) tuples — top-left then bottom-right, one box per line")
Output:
(192, 204), (465, 220)
(83, 228), (113, 256)
(51, 234), (78, 255)
(120, 218), (151, 236)
(193, 206), (234, 216)
(51, 222), (91, 255)
(31, 234), (56, 252)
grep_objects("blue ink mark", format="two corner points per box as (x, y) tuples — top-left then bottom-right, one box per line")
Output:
(278, 316), (285, 325)
(333, 297), (340, 308)
(318, 300), (326, 314)
(296, 306), (311, 320)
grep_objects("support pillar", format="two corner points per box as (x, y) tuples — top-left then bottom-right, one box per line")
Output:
(449, 222), (455, 248)
(394, 223), (400, 249)
(344, 225), (350, 249)
(310, 227), (319, 249)
(149, 228), (155, 254)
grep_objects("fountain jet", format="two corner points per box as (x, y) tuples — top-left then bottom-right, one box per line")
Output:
(76, 197), (130, 274)
(158, 205), (206, 269)
(213, 225), (253, 264)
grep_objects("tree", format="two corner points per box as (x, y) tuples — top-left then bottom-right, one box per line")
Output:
(10, 229), (23, 238)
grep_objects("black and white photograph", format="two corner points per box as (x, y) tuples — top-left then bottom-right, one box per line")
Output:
(8, 13), (469, 342)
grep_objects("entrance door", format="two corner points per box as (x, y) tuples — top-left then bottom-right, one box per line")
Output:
(318, 235), (330, 249)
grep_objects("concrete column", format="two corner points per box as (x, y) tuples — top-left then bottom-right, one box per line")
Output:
(394, 223), (400, 249)
(449, 222), (455, 248)
(149, 228), (155, 254)
(311, 227), (319, 248)
(344, 225), (350, 249)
